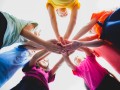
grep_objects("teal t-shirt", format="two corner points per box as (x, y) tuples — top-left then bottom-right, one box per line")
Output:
(1, 11), (38, 48)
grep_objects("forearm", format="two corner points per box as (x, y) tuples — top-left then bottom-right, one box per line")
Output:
(51, 17), (60, 39)
(73, 18), (98, 40)
(51, 57), (64, 75)
(24, 45), (43, 50)
(65, 39), (105, 52)
(48, 4), (60, 39)
(24, 41), (44, 49)
(81, 39), (105, 47)
(78, 34), (98, 41)
(63, 55), (76, 70)
(64, 19), (76, 39)
(29, 49), (49, 66)
(21, 29), (48, 48)
(64, 5), (78, 39)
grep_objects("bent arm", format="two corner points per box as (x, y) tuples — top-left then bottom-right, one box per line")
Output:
(73, 18), (98, 40)
(64, 5), (78, 39)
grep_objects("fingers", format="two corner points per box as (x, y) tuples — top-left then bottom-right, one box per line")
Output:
(58, 36), (66, 45)
(47, 38), (81, 54)
(58, 37), (75, 53)
(64, 39), (71, 44)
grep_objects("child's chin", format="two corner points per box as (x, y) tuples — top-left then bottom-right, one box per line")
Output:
(42, 66), (48, 69)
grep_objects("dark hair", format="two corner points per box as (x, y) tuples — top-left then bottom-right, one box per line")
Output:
(84, 82), (90, 90)
(11, 77), (47, 90)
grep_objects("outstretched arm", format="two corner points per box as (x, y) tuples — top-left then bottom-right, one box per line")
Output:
(65, 39), (106, 52)
(50, 57), (64, 75)
(64, 5), (78, 39)
(73, 18), (98, 40)
(24, 40), (44, 50)
(47, 4), (60, 40)
(62, 53), (76, 70)
(78, 34), (98, 41)
(21, 26), (64, 54)
(21, 24), (50, 48)
(29, 49), (49, 67)
(77, 39), (105, 47)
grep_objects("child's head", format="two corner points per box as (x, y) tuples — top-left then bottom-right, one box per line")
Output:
(74, 56), (82, 66)
(37, 59), (49, 70)
(56, 8), (68, 17)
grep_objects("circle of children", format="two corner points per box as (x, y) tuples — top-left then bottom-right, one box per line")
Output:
(0, 0), (120, 90)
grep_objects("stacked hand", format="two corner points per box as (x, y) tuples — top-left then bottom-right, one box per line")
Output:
(45, 38), (82, 54)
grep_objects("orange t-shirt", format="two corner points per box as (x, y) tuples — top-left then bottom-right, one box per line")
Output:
(91, 10), (113, 38)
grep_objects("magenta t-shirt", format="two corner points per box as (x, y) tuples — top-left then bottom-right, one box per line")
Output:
(22, 62), (55, 89)
(72, 54), (108, 90)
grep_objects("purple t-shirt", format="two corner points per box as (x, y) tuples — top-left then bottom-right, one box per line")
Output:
(72, 54), (108, 90)
(22, 62), (55, 90)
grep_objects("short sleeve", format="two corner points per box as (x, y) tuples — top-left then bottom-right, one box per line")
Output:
(48, 71), (55, 83)
(76, 0), (81, 9)
(1, 11), (38, 47)
(86, 54), (96, 62)
(72, 66), (82, 76)
(91, 11), (106, 20)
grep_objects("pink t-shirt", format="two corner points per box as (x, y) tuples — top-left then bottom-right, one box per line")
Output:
(22, 62), (55, 89)
(72, 54), (108, 90)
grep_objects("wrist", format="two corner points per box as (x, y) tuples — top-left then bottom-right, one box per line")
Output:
(78, 41), (83, 47)
(42, 42), (50, 50)
(73, 41), (82, 48)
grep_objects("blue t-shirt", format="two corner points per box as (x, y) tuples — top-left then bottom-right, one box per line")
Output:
(1, 11), (38, 48)
(0, 44), (30, 87)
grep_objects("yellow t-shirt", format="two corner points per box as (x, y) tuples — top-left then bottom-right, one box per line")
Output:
(46, 0), (80, 9)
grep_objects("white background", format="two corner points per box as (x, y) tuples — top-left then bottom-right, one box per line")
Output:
(0, 0), (120, 90)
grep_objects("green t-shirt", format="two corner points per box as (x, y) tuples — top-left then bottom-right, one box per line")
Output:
(1, 11), (38, 48)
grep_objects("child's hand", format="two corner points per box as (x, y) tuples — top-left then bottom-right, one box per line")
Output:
(46, 39), (65, 54)
(58, 36), (66, 45)
(64, 39), (71, 44)
(64, 40), (82, 52)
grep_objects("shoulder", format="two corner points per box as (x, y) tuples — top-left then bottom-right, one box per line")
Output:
(86, 54), (96, 62)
